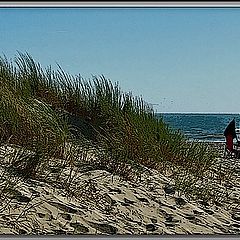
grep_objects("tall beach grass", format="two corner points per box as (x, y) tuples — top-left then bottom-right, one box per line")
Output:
(0, 52), (220, 202)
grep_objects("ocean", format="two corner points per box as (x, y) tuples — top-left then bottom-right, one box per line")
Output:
(157, 113), (240, 142)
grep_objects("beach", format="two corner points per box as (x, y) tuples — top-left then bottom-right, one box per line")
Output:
(0, 142), (239, 235)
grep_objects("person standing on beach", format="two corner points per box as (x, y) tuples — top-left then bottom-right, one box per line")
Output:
(224, 118), (239, 152)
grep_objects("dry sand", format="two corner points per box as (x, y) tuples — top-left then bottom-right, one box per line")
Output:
(0, 142), (239, 235)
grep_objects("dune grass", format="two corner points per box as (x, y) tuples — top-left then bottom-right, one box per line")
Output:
(0, 52), (220, 202)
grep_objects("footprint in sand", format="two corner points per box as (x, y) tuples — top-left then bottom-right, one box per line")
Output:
(121, 198), (135, 206)
(49, 201), (80, 214)
(150, 218), (157, 224)
(53, 229), (67, 235)
(108, 187), (122, 194)
(165, 215), (180, 226)
(163, 185), (175, 195)
(6, 189), (31, 203)
(232, 211), (240, 221)
(37, 212), (53, 221)
(87, 221), (118, 234)
(202, 208), (214, 215)
(70, 222), (89, 234)
(184, 213), (196, 221)
(60, 213), (72, 221)
(29, 188), (40, 197)
(19, 229), (28, 234)
(146, 223), (158, 231)
(175, 197), (186, 206)
(193, 209), (204, 215)
(136, 196), (150, 204)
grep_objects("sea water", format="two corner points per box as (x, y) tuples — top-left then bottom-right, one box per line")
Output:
(157, 113), (240, 142)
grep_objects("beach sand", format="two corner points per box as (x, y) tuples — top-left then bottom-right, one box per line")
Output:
(0, 142), (239, 235)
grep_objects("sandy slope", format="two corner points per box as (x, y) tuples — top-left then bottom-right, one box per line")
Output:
(0, 143), (239, 235)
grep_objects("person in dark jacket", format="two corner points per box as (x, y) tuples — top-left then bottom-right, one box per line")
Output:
(224, 118), (239, 152)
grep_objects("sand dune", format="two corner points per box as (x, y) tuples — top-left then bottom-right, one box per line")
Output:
(0, 143), (239, 235)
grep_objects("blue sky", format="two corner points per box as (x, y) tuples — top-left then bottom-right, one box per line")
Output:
(1, 7), (240, 113)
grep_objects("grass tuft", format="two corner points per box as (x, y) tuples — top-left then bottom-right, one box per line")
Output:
(0, 52), (221, 202)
